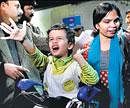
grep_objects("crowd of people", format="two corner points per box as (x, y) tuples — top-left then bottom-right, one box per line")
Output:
(0, 0), (130, 108)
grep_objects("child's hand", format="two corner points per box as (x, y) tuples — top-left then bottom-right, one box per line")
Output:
(73, 49), (88, 67)
(73, 48), (89, 59)
(0, 18), (26, 42)
(73, 51), (83, 61)
(76, 48), (89, 54)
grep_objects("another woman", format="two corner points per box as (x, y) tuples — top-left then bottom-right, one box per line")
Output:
(76, 2), (125, 108)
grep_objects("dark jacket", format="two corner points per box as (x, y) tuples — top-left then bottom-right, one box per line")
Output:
(0, 25), (43, 108)
(124, 40), (130, 98)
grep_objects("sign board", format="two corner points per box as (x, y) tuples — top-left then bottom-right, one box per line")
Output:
(62, 16), (81, 29)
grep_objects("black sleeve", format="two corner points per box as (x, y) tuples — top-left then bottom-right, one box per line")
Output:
(0, 50), (5, 76)
(0, 62), (5, 77)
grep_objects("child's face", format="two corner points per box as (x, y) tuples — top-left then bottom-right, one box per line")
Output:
(48, 29), (73, 58)
(96, 10), (120, 38)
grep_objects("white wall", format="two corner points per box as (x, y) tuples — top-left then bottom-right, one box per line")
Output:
(31, 9), (51, 36)
(31, 1), (130, 37)
(72, 0), (130, 29)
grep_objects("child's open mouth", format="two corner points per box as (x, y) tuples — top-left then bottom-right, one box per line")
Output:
(52, 46), (59, 52)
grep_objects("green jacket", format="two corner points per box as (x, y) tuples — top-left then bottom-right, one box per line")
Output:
(30, 48), (99, 85)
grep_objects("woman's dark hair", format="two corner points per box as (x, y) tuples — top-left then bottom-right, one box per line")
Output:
(126, 10), (130, 15)
(0, 0), (8, 4)
(93, 2), (122, 35)
(47, 24), (75, 55)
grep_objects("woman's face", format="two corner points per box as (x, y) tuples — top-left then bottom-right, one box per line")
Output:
(96, 10), (120, 38)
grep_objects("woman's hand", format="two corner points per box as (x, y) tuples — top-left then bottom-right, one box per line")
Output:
(0, 17), (26, 41)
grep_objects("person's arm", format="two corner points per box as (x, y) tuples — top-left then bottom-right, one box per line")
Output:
(22, 37), (36, 54)
(0, 18), (48, 69)
(28, 47), (49, 70)
(73, 52), (99, 85)
(20, 29), (49, 69)
(0, 18), (38, 55)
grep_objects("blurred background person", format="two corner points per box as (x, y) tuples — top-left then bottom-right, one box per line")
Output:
(123, 10), (130, 108)
(73, 25), (84, 37)
(73, 25), (92, 55)
(125, 10), (130, 32)
(19, 0), (49, 55)
(0, 0), (43, 107)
